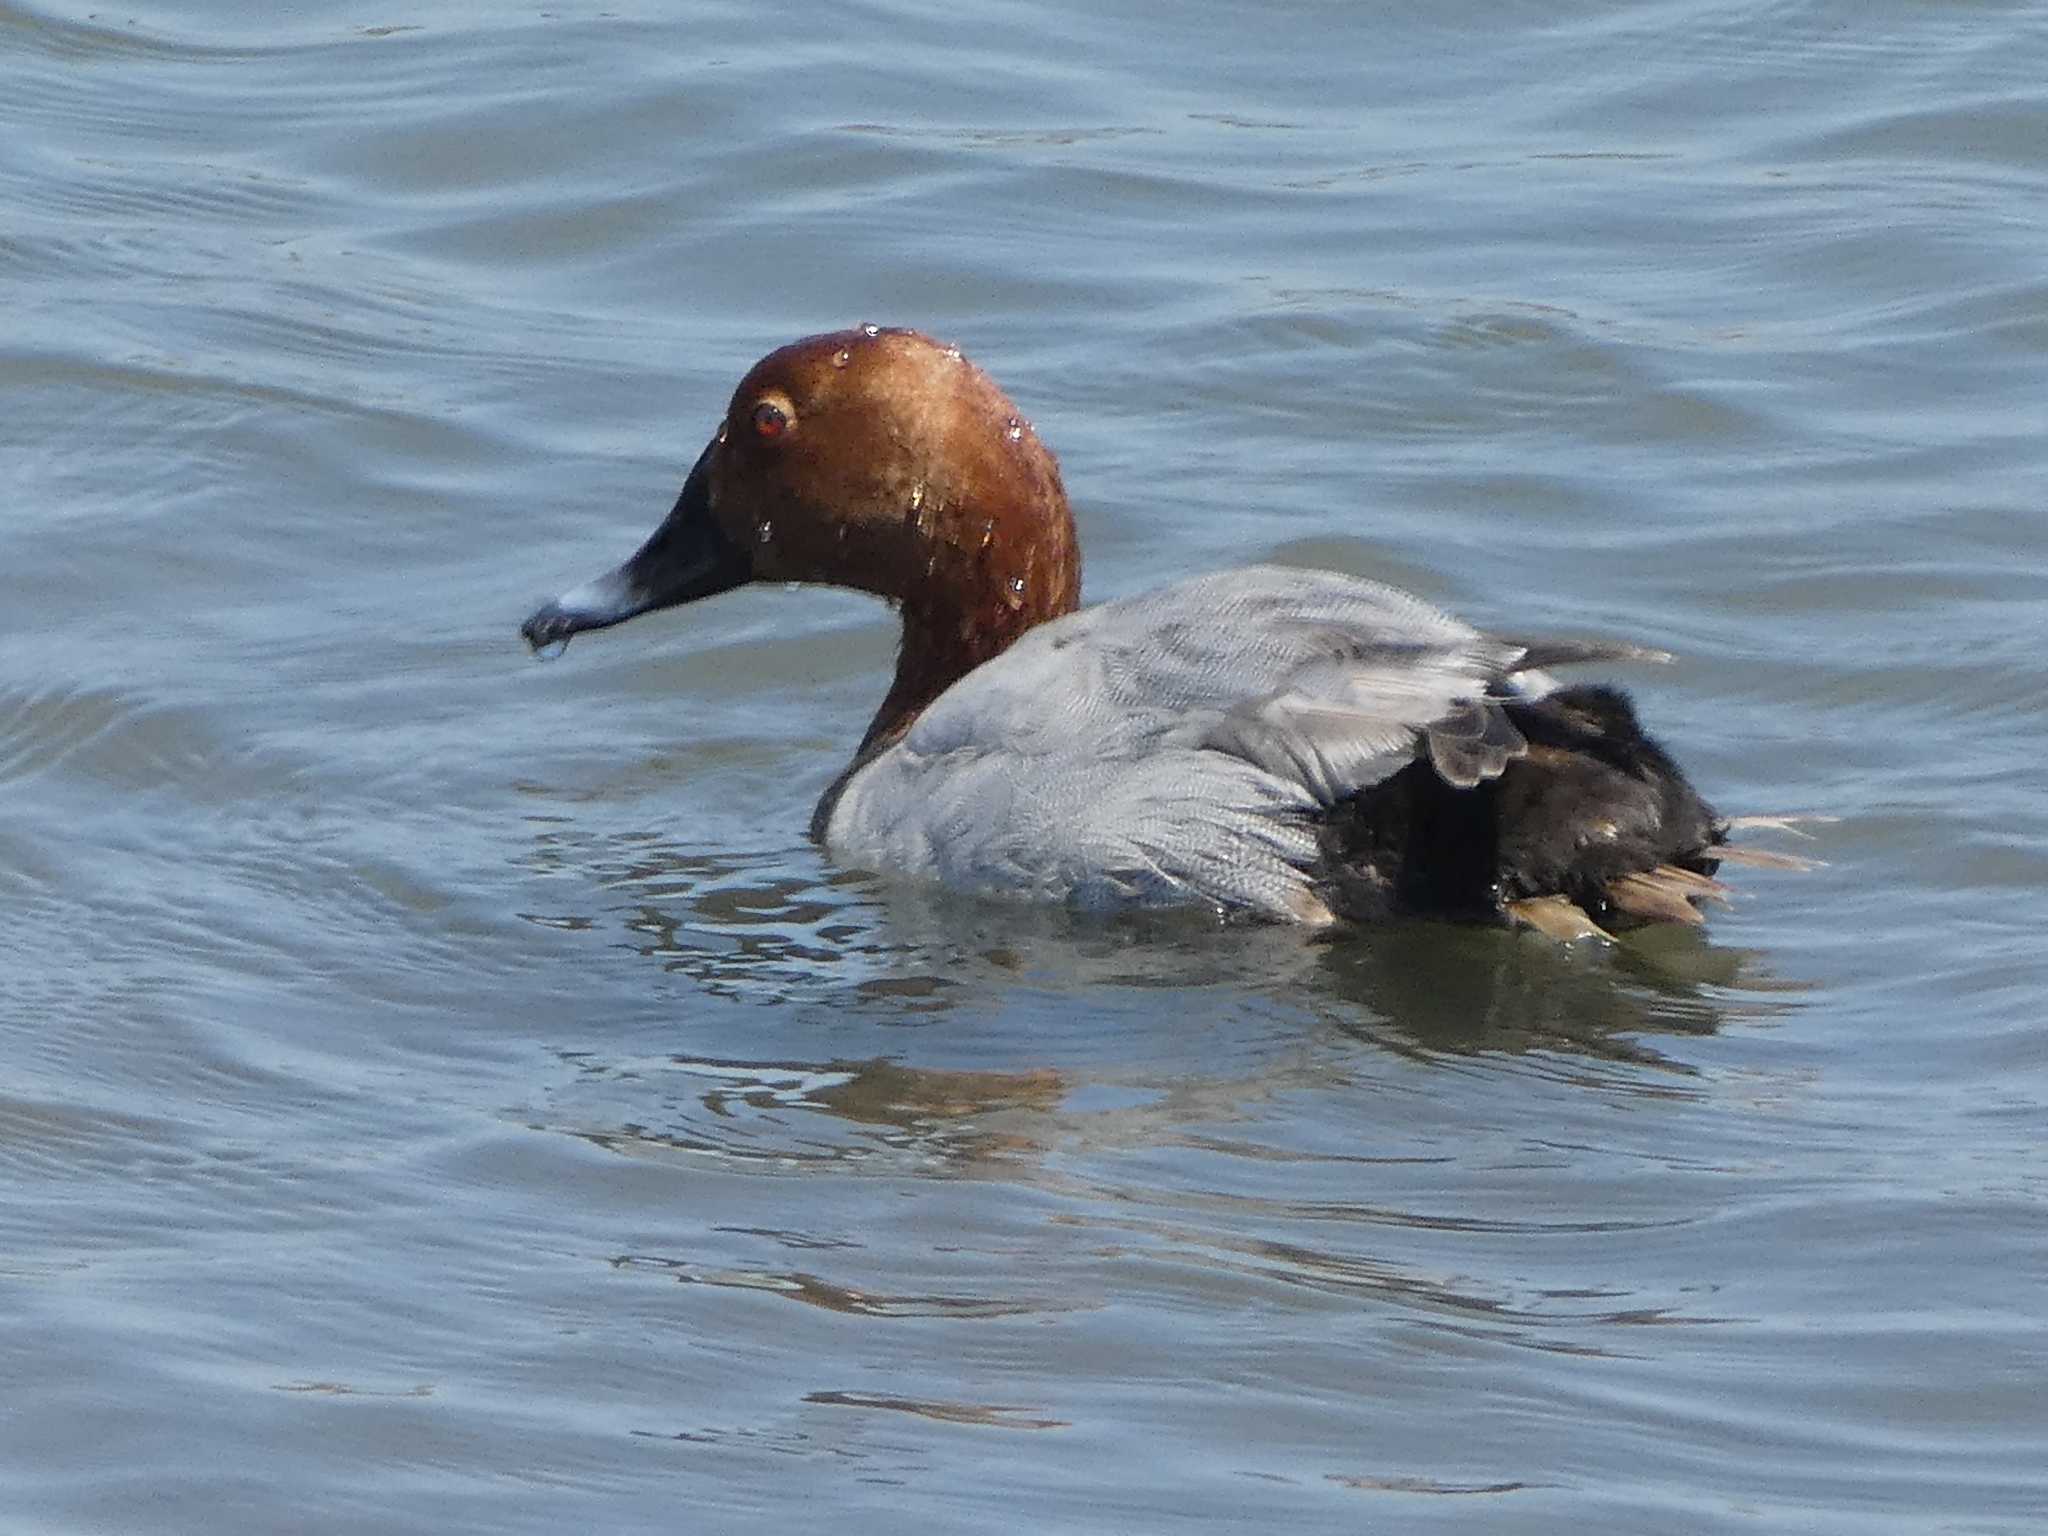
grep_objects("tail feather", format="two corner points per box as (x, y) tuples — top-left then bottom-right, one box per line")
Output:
(1608, 869), (1712, 926)
(1505, 637), (1675, 672)
(1507, 895), (1614, 943)
(1644, 863), (1731, 903)
(1725, 813), (1836, 838)
(1712, 843), (1824, 872)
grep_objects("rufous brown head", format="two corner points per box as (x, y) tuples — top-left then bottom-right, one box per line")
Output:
(521, 328), (1081, 675)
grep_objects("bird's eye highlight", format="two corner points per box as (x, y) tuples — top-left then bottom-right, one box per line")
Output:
(751, 401), (789, 440)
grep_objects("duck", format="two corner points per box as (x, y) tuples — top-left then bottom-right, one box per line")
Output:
(522, 325), (1792, 936)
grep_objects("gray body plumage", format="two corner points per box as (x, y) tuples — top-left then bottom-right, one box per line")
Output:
(822, 566), (1617, 920)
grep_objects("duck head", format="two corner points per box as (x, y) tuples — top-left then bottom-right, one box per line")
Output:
(522, 326), (1082, 746)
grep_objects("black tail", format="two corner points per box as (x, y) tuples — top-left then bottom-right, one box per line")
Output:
(1317, 684), (1727, 930)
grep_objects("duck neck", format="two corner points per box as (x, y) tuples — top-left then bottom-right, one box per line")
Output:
(858, 555), (1081, 757)
(807, 566), (1078, 846)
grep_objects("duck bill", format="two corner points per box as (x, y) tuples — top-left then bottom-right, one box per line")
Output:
(520, 440), (748, 652)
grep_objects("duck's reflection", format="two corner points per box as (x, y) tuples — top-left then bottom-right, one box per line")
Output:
(550, 1050), (1070, 1174)
(519, 821), (1801, 1071)
(1312, 918), (1801, 1067)
(530, 871), (1808, 1192)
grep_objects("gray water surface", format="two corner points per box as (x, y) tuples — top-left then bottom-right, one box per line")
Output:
(4, 1), (2046, 1531)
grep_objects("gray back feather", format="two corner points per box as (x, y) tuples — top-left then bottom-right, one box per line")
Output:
(825, 566), (1646, 916)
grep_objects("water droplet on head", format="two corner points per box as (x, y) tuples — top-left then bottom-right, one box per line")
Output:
(978, 518), (995, 552)
(757, 520), (774, 544)
(1003, 417), (1023, 443)
(533, 638), (568, 662)
(907, 484), (925, 513)
(716, 423), (729, 445)
(860, 322), (880, 338)
(832, 348), (850, 368)
(1005, 575), (1027, 608)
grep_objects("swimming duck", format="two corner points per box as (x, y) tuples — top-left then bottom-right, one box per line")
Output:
(523, 326), (1781, 935)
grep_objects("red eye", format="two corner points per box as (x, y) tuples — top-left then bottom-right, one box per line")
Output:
(751, 401), (788, 439)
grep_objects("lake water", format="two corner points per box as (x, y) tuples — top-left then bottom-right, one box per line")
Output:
(4, 0), (2045, 1530)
